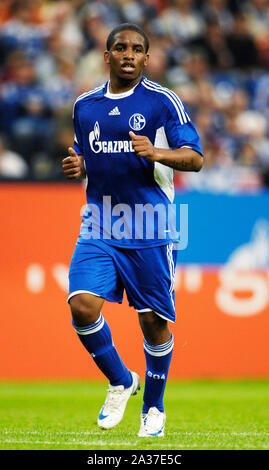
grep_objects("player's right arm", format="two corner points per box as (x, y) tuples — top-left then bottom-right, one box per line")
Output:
(62, 147), (86, 179)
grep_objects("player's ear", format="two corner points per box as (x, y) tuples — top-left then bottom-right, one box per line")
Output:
(144, 53), (149, 67)
(104, 51), (110, 64)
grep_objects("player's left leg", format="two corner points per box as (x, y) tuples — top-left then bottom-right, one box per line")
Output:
(113, 242), (177, 436)
(137, 310), (173, 437)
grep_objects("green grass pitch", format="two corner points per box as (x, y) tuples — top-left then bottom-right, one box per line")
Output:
(0, 380), (268, 450)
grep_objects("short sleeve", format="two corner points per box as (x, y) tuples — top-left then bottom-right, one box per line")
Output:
(163, 93), (203, 156)
(72, 101), (84, 155)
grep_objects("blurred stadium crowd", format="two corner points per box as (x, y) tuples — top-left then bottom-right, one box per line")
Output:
(0, 0), (269, 192)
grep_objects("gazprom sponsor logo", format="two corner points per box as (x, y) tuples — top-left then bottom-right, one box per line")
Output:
(89, 121), (134, 154)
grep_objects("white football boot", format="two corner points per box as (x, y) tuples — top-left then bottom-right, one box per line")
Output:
(138, 407), (166, 437)
(97, 371), (140, 429)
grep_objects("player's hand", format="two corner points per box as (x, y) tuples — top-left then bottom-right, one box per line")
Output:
(62, 147), (86, 179)
(129, 132), (159, 161)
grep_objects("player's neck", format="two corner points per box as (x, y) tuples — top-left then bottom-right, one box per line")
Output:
(108, 75), (142, 94)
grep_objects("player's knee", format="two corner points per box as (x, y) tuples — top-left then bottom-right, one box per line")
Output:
(138, 310), (170, 344)
(138, 310), (168, 333)
(139, 310), (165, 328)
(69, 295), (101, 325)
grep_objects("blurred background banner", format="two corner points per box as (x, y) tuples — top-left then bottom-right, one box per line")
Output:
(0, 0), (269, 379)
(175, 190), (269, 266)
(0, 183), (268, 379)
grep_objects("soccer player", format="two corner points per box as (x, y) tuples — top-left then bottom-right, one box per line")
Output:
(62, 23), (203, 437)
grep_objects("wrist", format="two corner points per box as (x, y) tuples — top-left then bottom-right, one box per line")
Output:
(152, 148), (163, 162)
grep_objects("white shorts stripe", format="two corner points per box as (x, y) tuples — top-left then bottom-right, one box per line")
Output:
(167, 243), (175, 308)
(136, 308), (176, 323)
(67, 290), (101, 304)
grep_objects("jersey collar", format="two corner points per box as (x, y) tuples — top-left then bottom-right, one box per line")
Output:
(104, 78), (142, 99)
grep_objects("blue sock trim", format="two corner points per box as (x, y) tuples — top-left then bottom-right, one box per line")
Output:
(143, 334), (174, 357)
(72, 314), (104, 335)
(142, 335), (174, 414)
(72, 314), (132, 388)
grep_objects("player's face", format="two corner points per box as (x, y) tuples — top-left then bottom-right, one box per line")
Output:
(104, 30), (149, 85)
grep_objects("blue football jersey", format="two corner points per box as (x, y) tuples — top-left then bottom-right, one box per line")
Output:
(73, 76), (203, 248)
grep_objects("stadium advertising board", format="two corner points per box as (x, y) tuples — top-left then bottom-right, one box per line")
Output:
(0, 184), (268, 378)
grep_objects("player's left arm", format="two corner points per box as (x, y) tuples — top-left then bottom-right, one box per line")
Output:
(129, 132), (203, 172)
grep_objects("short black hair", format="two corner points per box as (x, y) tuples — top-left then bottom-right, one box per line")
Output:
(106, 23), (149, 53)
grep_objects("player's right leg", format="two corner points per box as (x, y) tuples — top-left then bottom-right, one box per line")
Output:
(68, 241), (140, 429)
(69, 292), (133, 389)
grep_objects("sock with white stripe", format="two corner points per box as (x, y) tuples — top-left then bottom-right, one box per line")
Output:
(142, 334), (174, 413)
(73, 314), (132, 388)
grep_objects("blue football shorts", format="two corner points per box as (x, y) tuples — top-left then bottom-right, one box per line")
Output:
(68, 240), (177, 322)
